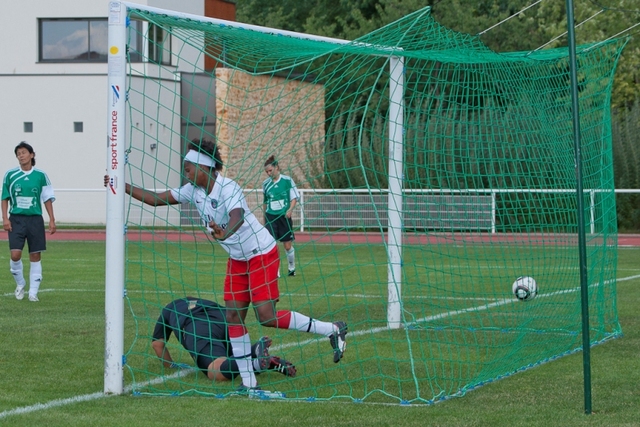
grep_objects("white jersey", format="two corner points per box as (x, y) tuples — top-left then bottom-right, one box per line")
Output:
(170, 174), (276, 261)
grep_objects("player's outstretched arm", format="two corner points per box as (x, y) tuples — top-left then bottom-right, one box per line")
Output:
(103, 174), (178, 207)
(151, 339), (190, 369)
(125, 183), (178, 207)
(151, 339), (176, 368)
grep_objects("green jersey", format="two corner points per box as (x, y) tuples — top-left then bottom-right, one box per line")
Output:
(2, 167), (55, 216)
(262, 174), (299, 216)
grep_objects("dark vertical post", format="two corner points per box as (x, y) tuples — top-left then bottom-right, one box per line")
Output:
(565, 0), (592, 414)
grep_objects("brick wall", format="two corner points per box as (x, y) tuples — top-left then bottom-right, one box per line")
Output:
(214, 68), (325, 190)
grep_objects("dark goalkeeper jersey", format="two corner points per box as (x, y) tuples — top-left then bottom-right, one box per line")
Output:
(152, 298), (228, 354)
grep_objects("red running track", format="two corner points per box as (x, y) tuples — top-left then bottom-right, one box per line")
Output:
(1, 230), (639, 246)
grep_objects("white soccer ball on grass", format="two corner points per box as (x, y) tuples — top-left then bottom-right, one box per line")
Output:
(512, 276), (537, 301)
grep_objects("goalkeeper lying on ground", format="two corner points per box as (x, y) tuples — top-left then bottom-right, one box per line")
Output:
(152, 296), (296, 381)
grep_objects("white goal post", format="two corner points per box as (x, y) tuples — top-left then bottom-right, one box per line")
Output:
(105, 1), (127, 395)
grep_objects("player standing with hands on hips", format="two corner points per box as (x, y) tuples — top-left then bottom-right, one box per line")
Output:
(2, 142), (56, 302)
(262, 155), (299, 277)
(105, 138), (347, 395)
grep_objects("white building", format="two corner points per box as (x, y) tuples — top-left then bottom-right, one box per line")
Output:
(0, 0), (236, 224)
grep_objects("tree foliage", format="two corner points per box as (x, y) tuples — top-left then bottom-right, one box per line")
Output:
(236, 0), (640, 230)
(238, 0), (639, 108)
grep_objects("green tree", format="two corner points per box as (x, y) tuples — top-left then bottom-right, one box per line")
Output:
(238, 0), (639, 108)
(236, 0), (639, 230)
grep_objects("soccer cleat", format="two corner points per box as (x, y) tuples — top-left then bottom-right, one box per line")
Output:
(251, 336), (272, 372)
(329, 321), (348, 363)
(15, 286), (25, 300)
(236, 384), (262, 394)
(28, 295), (39, 302)
(236, 384), (285, 399)
(287, 269), (296, 277)
(268, 356), (296, 377)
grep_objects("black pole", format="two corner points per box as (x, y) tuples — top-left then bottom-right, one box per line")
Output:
(565, 0), (592, 415)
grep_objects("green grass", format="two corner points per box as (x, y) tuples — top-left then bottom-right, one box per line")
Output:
(0, 241), (638, 426)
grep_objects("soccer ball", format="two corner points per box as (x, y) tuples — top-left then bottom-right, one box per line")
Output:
(512, 276), (537, 301)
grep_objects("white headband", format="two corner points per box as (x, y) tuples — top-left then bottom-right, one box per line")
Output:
(184, 149), (216, 168)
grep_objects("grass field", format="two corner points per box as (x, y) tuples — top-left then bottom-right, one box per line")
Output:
(0, 240), (638, 426)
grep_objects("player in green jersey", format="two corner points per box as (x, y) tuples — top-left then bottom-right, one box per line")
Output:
(262, 155), (299, 276)
(1, 142), (56, 302)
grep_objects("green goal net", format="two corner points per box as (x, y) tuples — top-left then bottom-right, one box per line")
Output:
(107, 3), (625, 404)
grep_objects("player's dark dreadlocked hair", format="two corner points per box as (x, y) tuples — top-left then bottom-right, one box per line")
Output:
(188, 138), (224, 171)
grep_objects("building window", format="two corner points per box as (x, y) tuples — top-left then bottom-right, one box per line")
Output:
(128, 20), (143, 63)
(124, 21), (171, 65)
(39, 18), (108, 62)
(74, 122), (84, 133)
(148, 24), (171, 65)
(24, 122), (33, 133)
(38, 18), (167, 64)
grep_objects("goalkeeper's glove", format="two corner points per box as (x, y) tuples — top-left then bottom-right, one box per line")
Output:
(169, 362), (191, 369)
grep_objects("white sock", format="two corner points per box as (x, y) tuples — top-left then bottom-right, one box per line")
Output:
(289, 311), (335, 336)
(230, 333), (257, 388)
(29, 261), (42, 297)
(286, 248), (295, 270)
(10, 260), (26, 288)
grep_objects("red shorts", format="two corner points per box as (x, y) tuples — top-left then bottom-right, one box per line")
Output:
(223, 246), (280, 303)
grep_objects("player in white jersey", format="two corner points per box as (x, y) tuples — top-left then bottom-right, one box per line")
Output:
(2, 142), (56, 302)
(108, 138), (347, 394)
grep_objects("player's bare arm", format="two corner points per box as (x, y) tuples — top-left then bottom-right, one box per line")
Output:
(125, 184), (178, 206)
(209, 208), (244, 240)
(103, 174), (178, 206)
(1, 200), (10, 232)
(44, 199), (56, 235)
(286, 198), (297, 218)
(151, 339), (175, 368)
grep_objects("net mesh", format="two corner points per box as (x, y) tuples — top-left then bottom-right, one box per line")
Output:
(117, 5), (624, 404)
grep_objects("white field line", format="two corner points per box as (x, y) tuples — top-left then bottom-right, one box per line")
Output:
(2, 273), (639, 419)
(0, 371), (189, 419)
(1, 288), (496, 302)
(275, 273), (640, 350)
